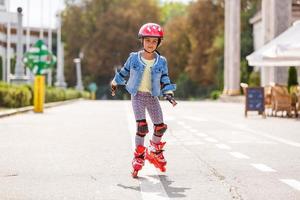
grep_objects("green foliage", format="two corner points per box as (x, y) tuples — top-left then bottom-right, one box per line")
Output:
(210, 90), (221, 100)
(45, 87), (66, 103)
(175, 73), (197, 99)
(160, 2), (187, 24)
(62, 0), (160, 87)
(61, 0), (260, 100)
(0, 56), (2, 81)
(45, 87), (90, 102)
(80, 91), (91, 99)
(288, 67), (298, 92)
(207, 31), (224, 91)
(65, 88), (81, 100)
(161, 15), (191, 81)
(0, 82), (32, 108)
(240, 0), (257, 84)
(10, 57), (16, 74)
(0, 81), (88, 108)
(186, 0), (224, 85)
(240, 59), (250, 84)
(248, 71), (260, 87)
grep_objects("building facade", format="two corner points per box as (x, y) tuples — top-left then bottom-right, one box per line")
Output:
(0, 1), (56, 82)
(250, 0), (300, 86)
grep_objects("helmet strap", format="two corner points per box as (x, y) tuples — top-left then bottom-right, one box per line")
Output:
(143, 48), (156, 54)
(141, 38), (159, 54)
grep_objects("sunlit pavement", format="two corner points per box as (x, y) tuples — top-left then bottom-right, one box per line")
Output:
(0, 100), (299, 200)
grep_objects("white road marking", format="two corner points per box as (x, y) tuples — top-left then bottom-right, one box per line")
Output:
(168, 141), (180, 145)
(251, 164), (276, 172)
(125, 103), (170, 200)
(196, 133), (208, 137)
(183, 141), (204, 146)
(216, 144), (231, 150)
(164, 116), (175, 121)
(177, 121), (185, 125)
(205, 138), (218, 143)
(189, 129), (198, 133)
(229, 152), (250, 159)
(229, 141), (277, 144)
(280, 179), (300, 191)
(184, 116), (208, 122)
(213, 118), (300, 148)
(178, 137), (197, 142)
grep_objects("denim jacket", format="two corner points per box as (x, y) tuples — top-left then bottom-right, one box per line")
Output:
(113, 51), (176, 97)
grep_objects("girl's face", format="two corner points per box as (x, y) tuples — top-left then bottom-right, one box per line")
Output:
(143, 37), (159, 53)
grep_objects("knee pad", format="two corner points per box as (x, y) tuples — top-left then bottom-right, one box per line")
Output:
(154, 123), (167, 137)
(136, 119), (149, 137)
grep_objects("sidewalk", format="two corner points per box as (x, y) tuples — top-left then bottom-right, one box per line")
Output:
(218, 94), (245, 103)
(0, 99), (81, 118)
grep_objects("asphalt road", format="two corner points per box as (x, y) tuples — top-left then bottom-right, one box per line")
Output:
(0, 100), (299, 200)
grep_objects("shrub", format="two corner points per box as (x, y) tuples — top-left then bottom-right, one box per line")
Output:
(248, 71), (260, 87)
(288, 66), (298, 92)
(210, 90), (221, 100)
(0, 82), (32, 108)
(0, 81), (89, 108)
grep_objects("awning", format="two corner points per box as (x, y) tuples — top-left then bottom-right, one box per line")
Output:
(246, 20), (300, 67)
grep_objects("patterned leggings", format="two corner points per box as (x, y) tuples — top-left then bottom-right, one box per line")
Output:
(131, 92), (164, 124)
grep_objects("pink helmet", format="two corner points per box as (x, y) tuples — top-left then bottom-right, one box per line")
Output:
(138, 23), (164, 39)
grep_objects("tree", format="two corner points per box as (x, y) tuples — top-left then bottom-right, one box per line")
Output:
(161, 15), (191, 81)
(288, 67), (298, 90)
(186, 0), (224, 86)
(62, 0), (161, 89)
(62, 4), (86, 86)
(160, 2), (187, 25)
(240, 0), (260, 84)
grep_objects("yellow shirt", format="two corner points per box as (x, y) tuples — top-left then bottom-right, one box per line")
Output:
(138, 57), (155, 93)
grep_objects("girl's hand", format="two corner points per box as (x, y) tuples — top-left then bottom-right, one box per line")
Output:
(164, 93), (177, 107)
(110, 81), (117, 96)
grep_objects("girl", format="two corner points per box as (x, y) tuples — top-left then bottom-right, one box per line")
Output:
(111, 23), (176, 178)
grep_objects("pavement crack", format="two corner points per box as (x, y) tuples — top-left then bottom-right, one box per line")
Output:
(169, 128), (244, 200)
(229, 186), (243, 200)
(90, 175), (97, 181)
(2, 173), (18, 178)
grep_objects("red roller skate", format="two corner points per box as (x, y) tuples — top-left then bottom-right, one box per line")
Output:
(145, 140), (167, 172)
(131, 145), (146, 178)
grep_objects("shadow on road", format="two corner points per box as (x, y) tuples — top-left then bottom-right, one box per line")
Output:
(152, 175), (190, 198)
(117, 175), (190, 198)
(117, 183), (140, 191)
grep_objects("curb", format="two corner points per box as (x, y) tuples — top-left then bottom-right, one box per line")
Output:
(0, 99), (82, 118)
(218, 95), (245, 103)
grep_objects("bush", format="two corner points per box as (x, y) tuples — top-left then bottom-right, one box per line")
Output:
(248, 71), (260, 87)
(0, 82), (32, 108)
(210, 90), (221, 100)
(175, 73), (197, 99)
(65, 89), (81, 100)
(0, 81), (89, 108)
(45, 87), (66, 103)
(80, 91), (91, 99)
(288, 66), (298, 92)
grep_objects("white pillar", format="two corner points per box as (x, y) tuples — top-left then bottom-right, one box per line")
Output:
(224, 0), (240, 95)
(261, 0), (292, 86)
(39, 0), (44, 39)
(10, 7), (28, 84)
(74, 58), (83, 91)
(5, 0), (11, 82)
(47, 0), (52, 86)
(54, 12), (67, 88)
(26, 0), (33, 81)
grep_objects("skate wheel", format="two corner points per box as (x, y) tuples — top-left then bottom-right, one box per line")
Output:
(160, 166), (166, 172)
(132, 170), (138, 178)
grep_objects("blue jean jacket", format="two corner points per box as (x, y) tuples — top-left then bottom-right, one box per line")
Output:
(113, 51), (176, 97)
